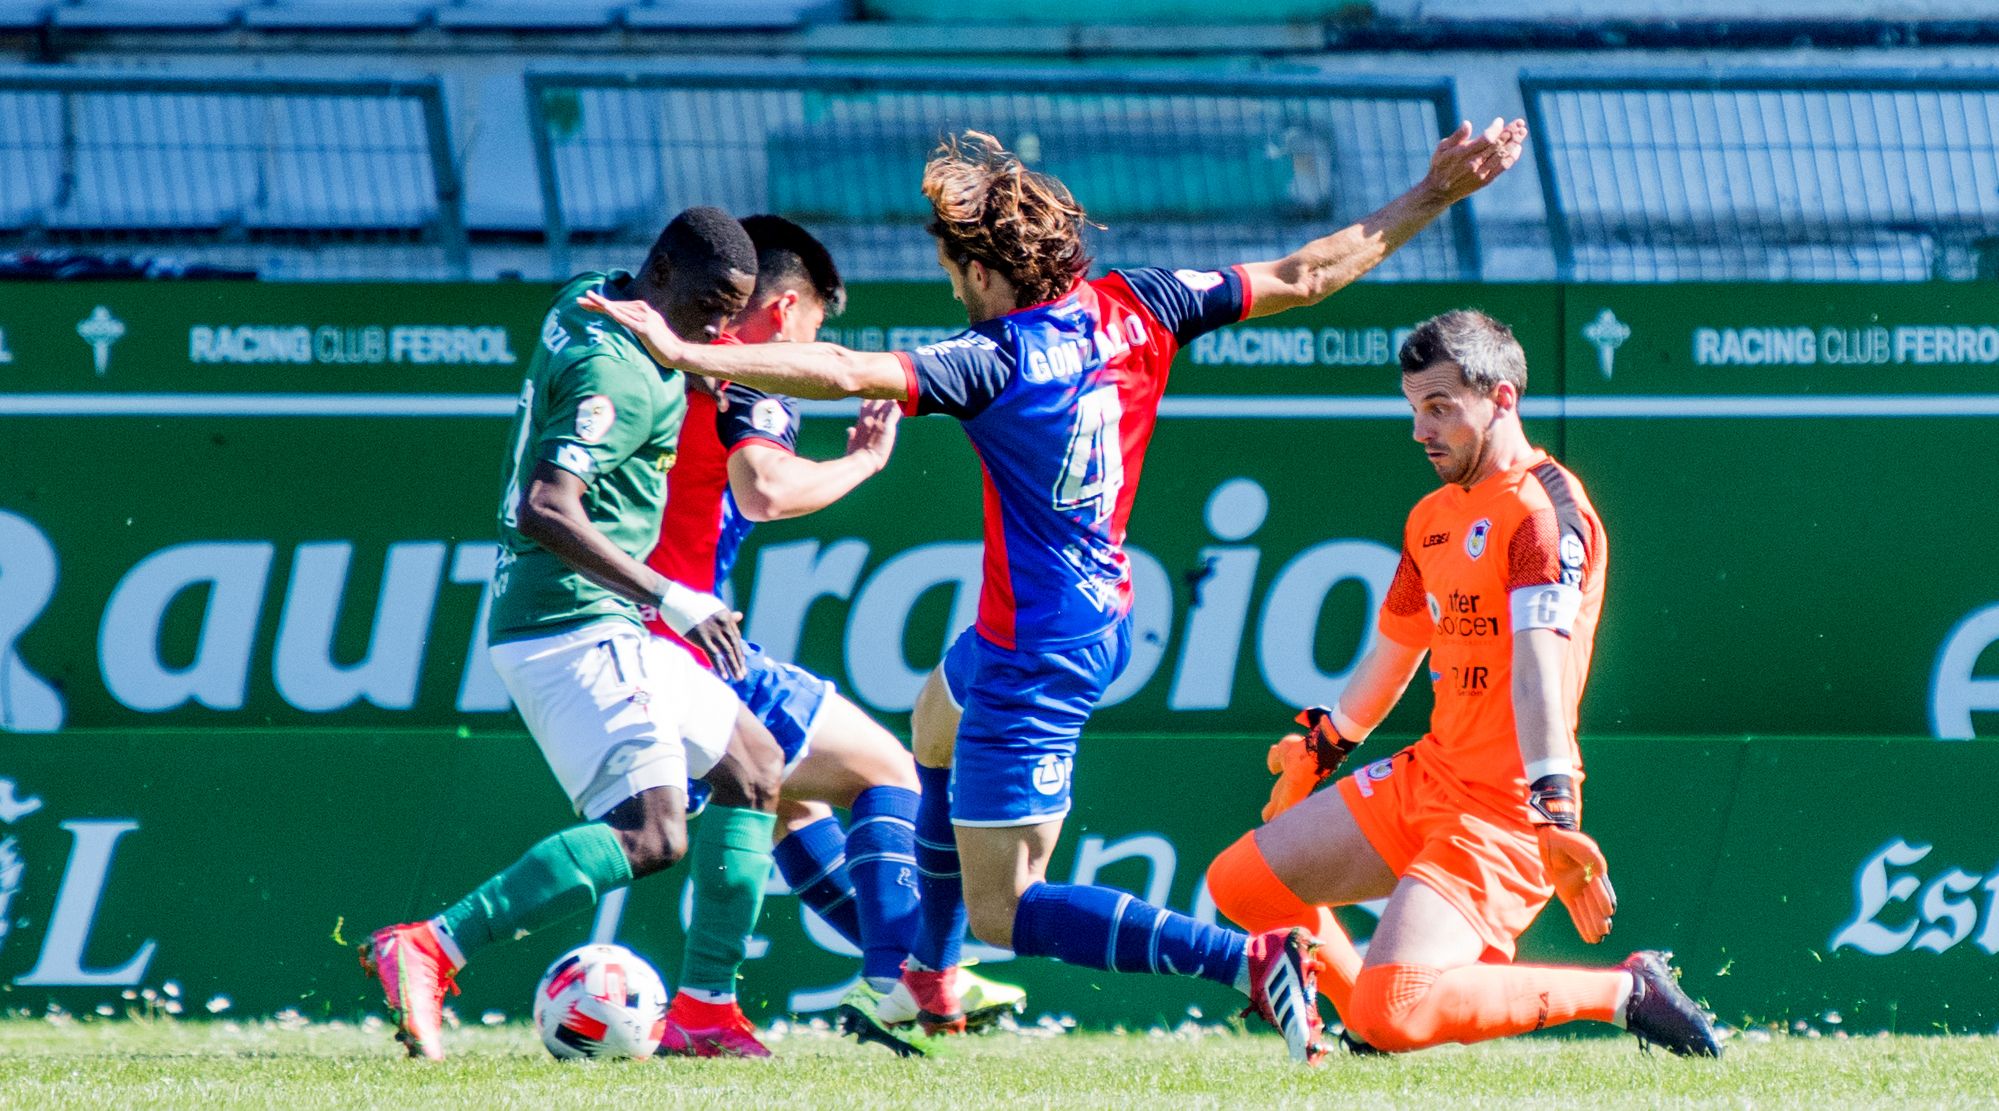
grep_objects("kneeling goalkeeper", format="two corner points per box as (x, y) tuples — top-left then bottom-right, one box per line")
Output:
(1207, 310), (1720, 1058)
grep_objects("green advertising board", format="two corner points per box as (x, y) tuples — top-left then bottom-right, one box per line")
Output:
(16, 279), (1996, 739)
(4, 277), (1999, 1026)
(0, 732), (1992, 1032)
(1559, 285), (1999, 739)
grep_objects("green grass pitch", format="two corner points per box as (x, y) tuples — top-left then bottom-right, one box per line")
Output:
(3, 1019), (1997, 1109)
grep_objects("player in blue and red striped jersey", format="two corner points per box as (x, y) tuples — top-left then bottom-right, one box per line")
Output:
(639, 215), (1020, 1056)
(583, 118), (1527, 1064)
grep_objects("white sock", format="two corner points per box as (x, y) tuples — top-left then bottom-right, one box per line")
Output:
(1609, 971), (1634, 1029)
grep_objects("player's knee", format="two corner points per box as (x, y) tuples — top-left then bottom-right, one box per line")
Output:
(877, 744), (920, 790)
(618, 818), (688, 879)
(1205, 839), (1253, 927)
(1346, 964), (1441, 1053)
(964, 887), (1022, 950)
(1206, 832), (1301, 933)
(709, 713), (784, 812)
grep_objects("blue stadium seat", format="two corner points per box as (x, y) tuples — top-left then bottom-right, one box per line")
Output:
(244, 1), (435, 31)
(0, 90), (61, 228)
(624, 0), (848, 29)
(0, 1), (53, 30)
(434, 0), (629, 31)
(51, 0), (246, 29)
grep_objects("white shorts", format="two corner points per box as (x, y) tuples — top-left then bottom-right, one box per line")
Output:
(490, 621), (740, 820)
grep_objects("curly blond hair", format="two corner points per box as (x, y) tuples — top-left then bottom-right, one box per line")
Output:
(921, 130), (1092, 308)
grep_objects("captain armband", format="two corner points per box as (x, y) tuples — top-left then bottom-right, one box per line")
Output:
(1509, 583), (1581, 636)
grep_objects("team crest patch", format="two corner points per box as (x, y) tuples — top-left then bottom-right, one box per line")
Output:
(1465, 518), (1491, 560)
(1173, 268), (1224, 292)
(1031, 754), (1071, 797)
(749, 398), (790, 438)
(575, 395), (616, 443)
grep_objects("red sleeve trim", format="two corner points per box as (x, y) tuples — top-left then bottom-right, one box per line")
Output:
(723, 435), (794, 459)
(894, 349), (920, 417)
(1231, 263), (1255, 321)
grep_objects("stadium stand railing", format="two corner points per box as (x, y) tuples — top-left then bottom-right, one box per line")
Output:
(1522, 68), (1999, 282)
(0, 70), (468, 279)
(525, 65), (1479, 283)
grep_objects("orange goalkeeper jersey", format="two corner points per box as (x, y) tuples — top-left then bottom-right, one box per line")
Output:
(1376, 449), (1608, 821)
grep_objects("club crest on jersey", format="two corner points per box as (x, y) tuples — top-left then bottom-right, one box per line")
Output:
(1465, 518), (1491, 560)
(575, 395), (616, 444)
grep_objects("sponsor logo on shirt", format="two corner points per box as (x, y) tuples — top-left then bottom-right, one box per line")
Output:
(555, 443), (596, 478)
(1422, 531), (1450, 548)
(1434, 589), (1501, 638)
(1559, 531), (1586, 586)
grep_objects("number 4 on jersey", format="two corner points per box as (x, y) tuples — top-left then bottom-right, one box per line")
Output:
(1052, 384), (1124, 522)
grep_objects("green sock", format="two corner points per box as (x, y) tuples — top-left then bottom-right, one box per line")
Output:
(436, 823), (633, 960)
(677, 806), (777, 997)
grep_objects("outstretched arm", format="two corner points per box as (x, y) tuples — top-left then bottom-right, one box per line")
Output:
(1238, 118), (1527, 319)
(579, 290), (907, 400)
(729, 400), (900, 522)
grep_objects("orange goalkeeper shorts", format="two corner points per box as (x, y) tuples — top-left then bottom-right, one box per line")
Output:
(1337, 740), (1553, 961)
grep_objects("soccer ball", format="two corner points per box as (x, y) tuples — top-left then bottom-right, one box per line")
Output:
(532, 943), (669, 1060)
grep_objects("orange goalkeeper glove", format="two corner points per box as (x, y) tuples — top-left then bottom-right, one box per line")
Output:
(1261, 705), (1359, 822)
(1528, 774), (1617, 944)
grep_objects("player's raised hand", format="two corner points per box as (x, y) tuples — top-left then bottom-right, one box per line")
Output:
(1423, 117), (1528, 206)
(578, 289), (689, 368)
(684, 609), (749, 681)
(846, 399), (901, 469)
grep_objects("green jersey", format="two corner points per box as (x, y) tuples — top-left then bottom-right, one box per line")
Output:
(488, 270), (685, 644)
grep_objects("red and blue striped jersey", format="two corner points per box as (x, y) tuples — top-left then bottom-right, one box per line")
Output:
(643, 367), (800, 656)
(895, 266), (1250, 650)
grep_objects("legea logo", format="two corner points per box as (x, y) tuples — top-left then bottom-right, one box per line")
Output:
(0, 778), (157, 986)
(1830, 838), (1999, 957)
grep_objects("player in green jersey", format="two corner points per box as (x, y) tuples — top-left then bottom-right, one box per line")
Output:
(359, 207), (787, 1061)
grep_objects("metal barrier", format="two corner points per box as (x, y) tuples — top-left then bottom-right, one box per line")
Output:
(526, 66), (1476, 282)
(0, 71), (468, 280)
(1523, 68), (1999, 281)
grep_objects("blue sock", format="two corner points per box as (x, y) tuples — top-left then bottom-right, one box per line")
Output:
(1011, 882), (1246, 987)
(773, 816), (863, 951)
(846, 786), (921, 985)
(910, 763), (965, 971)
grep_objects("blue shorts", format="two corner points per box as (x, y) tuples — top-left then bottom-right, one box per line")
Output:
(942, 619), (1132, 827)
(684, 642), (832, 816)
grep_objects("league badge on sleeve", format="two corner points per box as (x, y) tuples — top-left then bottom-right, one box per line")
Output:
(1174, 269), (1224, 292)
(750, 398), (791, 438)
(1466, 518), (1491, 560)
(575, 395), (616, 443)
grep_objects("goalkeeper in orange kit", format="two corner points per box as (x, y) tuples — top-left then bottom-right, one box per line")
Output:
(1208, 310), (1720, 1058)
